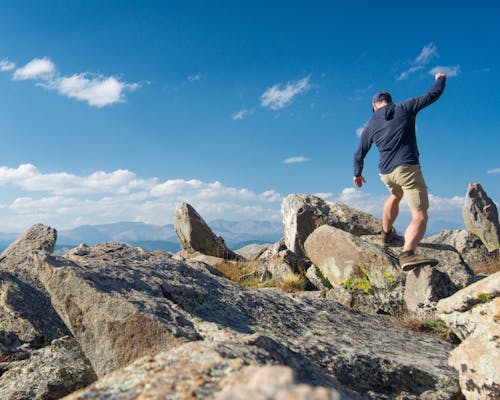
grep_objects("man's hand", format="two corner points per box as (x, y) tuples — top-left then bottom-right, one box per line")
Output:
(353, 176), (366, 188)
(435, 72), (447, 81)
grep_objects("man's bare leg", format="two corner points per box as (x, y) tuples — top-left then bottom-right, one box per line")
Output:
(382, 194), (401, 233)
(403, 209), (428, 252)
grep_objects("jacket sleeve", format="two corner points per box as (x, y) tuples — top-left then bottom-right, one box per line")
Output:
(402, 76), (446, 114)
(353, 128), (372, 177)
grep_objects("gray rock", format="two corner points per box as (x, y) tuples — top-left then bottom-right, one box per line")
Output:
(327, 201), (382, 236)
(35, 243), (202, 377)
(235, 243), (271, 261)
(404, 265), (457, 317)
(281, 194), (381, 258)
(0, 336), (96, 400)
(437, 271), (500, 340)
(304, 225), (400, 290)
(1, 223), (57, 258)
(324, 284), (353, 308)
(463, 183), (500, 251)
(258, 238), (287, 261)
(0, 225), (70, 351)
(306, 265), (333, 291)
(63, 336), (355, 400)
(216, 365), (350, 400)
(34, 242), (460, 398)
(174, 202), (239, 259)
(425, 229), (494, 271)
(449, 318), (500, 400)
(438, 271), (500, 399)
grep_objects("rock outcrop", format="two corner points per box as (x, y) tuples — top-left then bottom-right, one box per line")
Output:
(32, 241), (461, 398)
(304, 225), (400, 290)
(174, 202), (239, 259)
(0, 225), (96, 398)
(437, 272), (500, 399)
(281, 194), (381, 258)
(437, 271), (499, 341)
(0, 224), (70, 352)
(448, 318), (500, 400)
(63, 336), (353, 400)
(235, 243), (271, 261)
(463, 183), (500, 251)
(404, 266), (457, 317)
(0, 336), (96, 400)
(425, 230), (493, 271)
(36, 243), (202, 377)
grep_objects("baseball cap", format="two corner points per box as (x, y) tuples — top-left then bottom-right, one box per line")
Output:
(372, 91), (392, 104)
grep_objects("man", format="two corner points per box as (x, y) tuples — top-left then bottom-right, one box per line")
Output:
(353, 72), (447, 271)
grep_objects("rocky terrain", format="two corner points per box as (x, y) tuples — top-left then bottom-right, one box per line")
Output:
(0, 183), (498, 399)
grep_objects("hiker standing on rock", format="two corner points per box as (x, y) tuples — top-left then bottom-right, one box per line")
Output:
(353, 73), (447, 271)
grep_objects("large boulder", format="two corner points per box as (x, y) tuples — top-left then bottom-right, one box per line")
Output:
(448, 318), (500, 400)
(174, 202), (239, 259)
(425, 230), (494, 273)
(34, 242), (459, 398)
(437, 271), (500, 340)
(62, 337), (353, 400)
(0, 336), (96, 400)
(304, 225), (400, 290)
(404, 266), (457, 316)
(463, 183), (500, 251)
(234, 243), (271, 261)
(281, 194), (381, 258)
(0, 225), (70, 351)
(437, 272), (500, 399)
(35, 243), (202, 377)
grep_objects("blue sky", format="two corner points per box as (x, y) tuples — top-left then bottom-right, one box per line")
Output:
(0, 1), (498, 233)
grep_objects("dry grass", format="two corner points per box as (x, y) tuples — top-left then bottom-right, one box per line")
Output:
(214, 261), (276, 289)
(470, 251), (500, 275)
(280, 273), (307, 293)
(394, 312), (459, 344)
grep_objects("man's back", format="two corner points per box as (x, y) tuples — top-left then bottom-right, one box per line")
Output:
(354, 76), (446, 176)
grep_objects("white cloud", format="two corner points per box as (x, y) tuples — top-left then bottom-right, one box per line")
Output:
(487, 168), (500, 174)
(0, 164), (152, 195)
(415, 43), (438, 65)
(333, 187), (464, 215)
(187, 73), (206, 82)
(397, 43), (440, 81)
(428, 194), (464, 211)
(13, 57), (56, 80)
(0, 59), (15, 72)
(283, 156), (310, 164)
(43, 74), (140, 108)
(428, 65), (461, 77)
(0, 164), (283, 231)
(0, 164), (469, 234)
(232, 109), (252, 120)
(396, 65), (424, 81)
(10, 57), (139, 107)
(261, 76), (311, 110)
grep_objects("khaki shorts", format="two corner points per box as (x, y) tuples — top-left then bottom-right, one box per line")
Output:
(380, 164), (429, 211)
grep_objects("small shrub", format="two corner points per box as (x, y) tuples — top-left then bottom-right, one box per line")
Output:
(341, 276), (372, 294)
(476, 293), (491, 303)
(280, 273), (307, 293)
(394, 312), (459, 344)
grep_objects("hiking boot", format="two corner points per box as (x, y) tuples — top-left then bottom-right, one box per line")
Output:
(399, 250), (439, 271)
(381, 227), (397, 245)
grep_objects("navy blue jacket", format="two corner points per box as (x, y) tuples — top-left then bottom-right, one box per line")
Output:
(353, 77), (446, 177)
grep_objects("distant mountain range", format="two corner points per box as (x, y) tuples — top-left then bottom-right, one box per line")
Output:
(0, 220), (284, 254)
